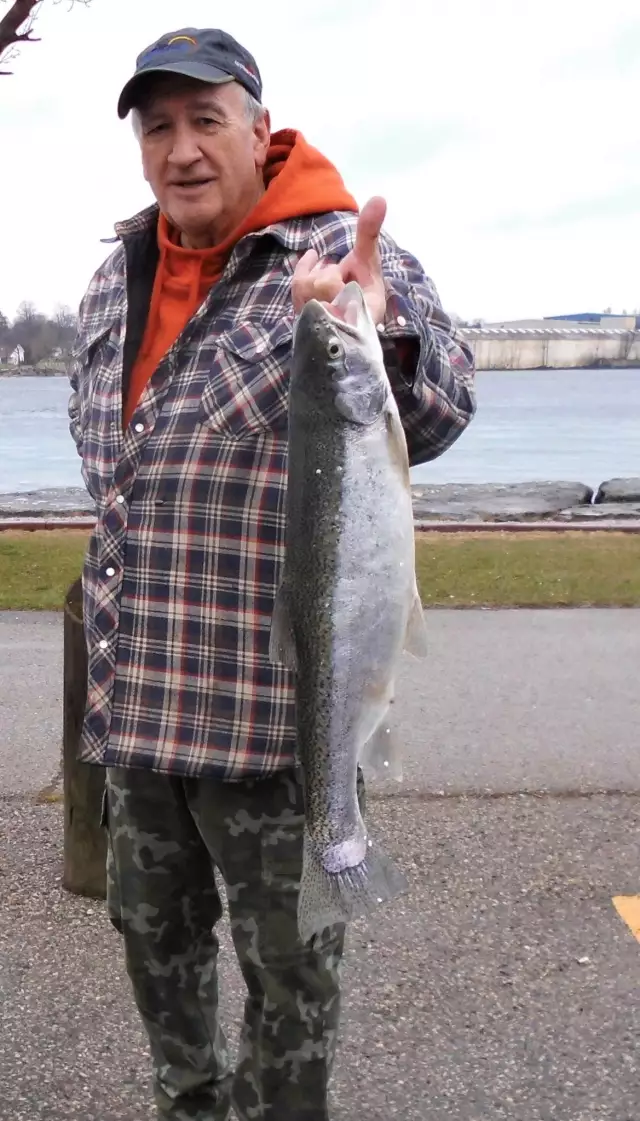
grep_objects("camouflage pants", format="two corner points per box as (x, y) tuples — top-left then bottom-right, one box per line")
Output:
(104, 764), (365, 1121)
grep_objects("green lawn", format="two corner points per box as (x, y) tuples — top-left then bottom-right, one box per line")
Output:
(414, 531), (640, 607)
(1, 529), (639, 611)
(0, 531), (89, 610)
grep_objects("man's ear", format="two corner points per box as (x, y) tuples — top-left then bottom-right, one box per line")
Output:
(254, 109), (271, 169)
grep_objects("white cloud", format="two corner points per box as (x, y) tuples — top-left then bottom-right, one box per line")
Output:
(1, 0), (638, 321)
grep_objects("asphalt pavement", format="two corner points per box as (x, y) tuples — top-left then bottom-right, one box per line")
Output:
(0, 609), (639, 1120)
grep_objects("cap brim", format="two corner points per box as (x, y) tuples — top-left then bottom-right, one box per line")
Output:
(117, 61), (235, 119)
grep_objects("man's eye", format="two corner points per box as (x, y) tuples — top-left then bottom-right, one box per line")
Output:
(145, 123), (168, 135)
(197, 116), (218, 127)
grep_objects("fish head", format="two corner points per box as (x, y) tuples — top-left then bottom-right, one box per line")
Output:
(291, 281), (390, 426)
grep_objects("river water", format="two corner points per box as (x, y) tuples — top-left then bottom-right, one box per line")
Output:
(0, 371), (638, 496)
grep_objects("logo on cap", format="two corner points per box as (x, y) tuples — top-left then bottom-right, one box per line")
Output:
(234, 59), (256, 80)
(139, 36), (198, 66)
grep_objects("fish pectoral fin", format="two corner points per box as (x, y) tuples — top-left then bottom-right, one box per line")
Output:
(269, 583), (298, 671)
(297, 830), (408, 944)
(404, 588), (428, 658)
(360, 714), (403, 781)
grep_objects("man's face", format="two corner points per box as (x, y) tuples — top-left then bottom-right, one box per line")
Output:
(135, 76), (270, 246)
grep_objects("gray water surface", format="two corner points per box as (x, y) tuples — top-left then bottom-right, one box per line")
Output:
(1, 370), (638, 495)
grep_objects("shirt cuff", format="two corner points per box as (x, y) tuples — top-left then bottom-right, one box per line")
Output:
(377, 280), (424, 386)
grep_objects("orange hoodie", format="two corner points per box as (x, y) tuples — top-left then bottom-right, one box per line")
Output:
(123, 129), (359, 429)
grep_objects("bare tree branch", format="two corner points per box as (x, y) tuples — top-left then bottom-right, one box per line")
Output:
(0, 0), (91, 74)
(0, 1), (40, 66)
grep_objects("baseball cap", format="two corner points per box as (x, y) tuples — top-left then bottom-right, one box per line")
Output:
(117, 27), (262, 119)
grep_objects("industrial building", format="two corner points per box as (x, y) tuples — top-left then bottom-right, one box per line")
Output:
(485, 312), (639, 331)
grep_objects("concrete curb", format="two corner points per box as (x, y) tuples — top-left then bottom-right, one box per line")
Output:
(2, 517), (640, 534)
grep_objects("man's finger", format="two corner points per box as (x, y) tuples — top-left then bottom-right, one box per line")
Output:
(338, 252), (369, 287)
(353, 196), (387, 267)
(293, 248), (320, 281)
(292, 250), (322, 310)
(291, 263), (345, 313)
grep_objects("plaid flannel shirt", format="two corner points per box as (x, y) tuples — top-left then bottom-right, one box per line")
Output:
(68, 202), (476, 780)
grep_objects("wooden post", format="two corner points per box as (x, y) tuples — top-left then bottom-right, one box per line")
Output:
(62, 577), (107, 899)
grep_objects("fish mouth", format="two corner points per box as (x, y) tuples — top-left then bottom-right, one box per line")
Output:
(315, 301), (362, 340)
(296, 282), (370, 344)
(325, 281), (370, 336)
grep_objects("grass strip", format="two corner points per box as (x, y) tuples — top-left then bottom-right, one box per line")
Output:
(414, 531), (640, 607)
(0, 531), (90, 611)
(0, 529), (639, 611)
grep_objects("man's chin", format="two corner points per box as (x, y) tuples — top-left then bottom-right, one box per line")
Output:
(164, 202), (223, 248)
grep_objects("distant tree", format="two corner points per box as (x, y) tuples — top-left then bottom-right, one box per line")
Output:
(14, 298), (38, 324)
(0, 0), (91, 75)
(5, 299), (77, 366)
(0, 311), (10, 362)
(53, 302), (77, 350)
(11, 300), (46, 362)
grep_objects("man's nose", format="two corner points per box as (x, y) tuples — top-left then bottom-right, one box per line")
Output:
(167, 126), (201, 165)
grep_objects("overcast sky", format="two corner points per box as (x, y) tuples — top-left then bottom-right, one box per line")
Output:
(2, 0), (638, 323)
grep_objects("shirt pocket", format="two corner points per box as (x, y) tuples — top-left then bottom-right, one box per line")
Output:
(198, 316), (293, 438)
(73, 320), (121, 431)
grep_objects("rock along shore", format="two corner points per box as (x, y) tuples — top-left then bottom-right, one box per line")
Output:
(1, 478), (640, 524)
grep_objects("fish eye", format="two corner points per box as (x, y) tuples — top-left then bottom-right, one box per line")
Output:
(327, 337), (342, 359)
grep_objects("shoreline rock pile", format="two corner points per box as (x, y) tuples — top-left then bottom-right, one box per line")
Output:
(411, 479), (640, 523)
(1, 479), (639, 524)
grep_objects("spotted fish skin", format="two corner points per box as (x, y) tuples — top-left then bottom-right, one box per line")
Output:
(269, 281), (428, 943)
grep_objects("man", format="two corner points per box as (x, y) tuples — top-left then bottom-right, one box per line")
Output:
(68, 26), (476, 1121)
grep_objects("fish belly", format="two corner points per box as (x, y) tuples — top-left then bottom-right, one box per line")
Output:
(292, 419), (414, 940)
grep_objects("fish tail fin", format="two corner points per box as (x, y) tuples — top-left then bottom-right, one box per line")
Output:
(297, 830), (408, 944)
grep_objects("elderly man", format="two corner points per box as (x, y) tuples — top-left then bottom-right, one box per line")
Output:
(68, 25), (475, 1121)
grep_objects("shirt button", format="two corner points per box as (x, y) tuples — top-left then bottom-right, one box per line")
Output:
(376, 323), (385, 334)
(397, 315), (407, 327)
(98, 639), (108, 650)
(134, 422), (144, 433)
(105, 567), (115, 577)
(116, 495), (125, 505)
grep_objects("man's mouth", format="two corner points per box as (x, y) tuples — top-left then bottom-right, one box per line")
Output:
(171, 178), (215, 190)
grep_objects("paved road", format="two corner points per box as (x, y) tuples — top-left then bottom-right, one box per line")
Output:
(3, 609), (639, 798)
(0, 610), (638, 1120)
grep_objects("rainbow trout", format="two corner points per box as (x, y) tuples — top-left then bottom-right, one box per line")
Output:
(270, 281), (428, 943)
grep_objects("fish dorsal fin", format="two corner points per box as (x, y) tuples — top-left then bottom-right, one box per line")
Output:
(269, 582), (298, 671)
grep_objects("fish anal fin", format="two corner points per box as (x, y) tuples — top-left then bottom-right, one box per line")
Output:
(404, 587), (428, 658)
(385, 405), (411, 486)
(359, 711), (403, 781)
(269, 582), (298, 671)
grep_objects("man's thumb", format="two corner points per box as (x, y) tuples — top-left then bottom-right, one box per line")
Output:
(354, 197), (387, 261)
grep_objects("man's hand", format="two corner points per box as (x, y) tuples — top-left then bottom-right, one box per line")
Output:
(292, 196), (388, 325)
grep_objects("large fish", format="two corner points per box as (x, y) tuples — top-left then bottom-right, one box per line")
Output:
(270, 280), (428, 944)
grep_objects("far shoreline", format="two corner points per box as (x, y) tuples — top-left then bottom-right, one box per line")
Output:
(3, 363), (640, 379)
